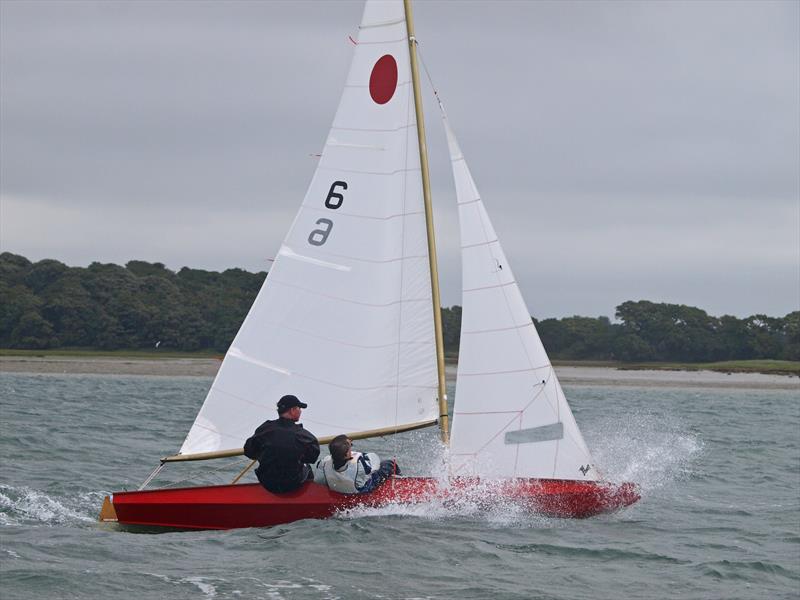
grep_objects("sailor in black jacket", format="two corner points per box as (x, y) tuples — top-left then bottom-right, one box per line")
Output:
(243, 395), (320, 494)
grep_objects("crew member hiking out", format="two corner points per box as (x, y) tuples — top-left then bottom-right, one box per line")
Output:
(243, 395), (320, 494)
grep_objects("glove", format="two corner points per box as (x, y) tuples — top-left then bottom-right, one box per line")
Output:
(379, 459), (401, 477)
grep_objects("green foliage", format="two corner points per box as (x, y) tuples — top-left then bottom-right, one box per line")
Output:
(537, 316), (616, 359)
(490, 300), (796, 363)
(441, 306), (462, 355)
(0, 253), (266, 353)
(783, 311), (800, 361)
(0, 281), (41, 345)
(0, 253), (31, 286)
(10, 311), (55, 349)
(24, 259), (68, 293)
(0, 254), (795, 363)
(607, 301), (797, 362)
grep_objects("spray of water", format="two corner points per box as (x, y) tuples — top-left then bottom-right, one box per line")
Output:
(0, 484), (104, 526)
(586, 410), (704, 496)
(338, 409), (703, 523)
(335, 445), (556, 527)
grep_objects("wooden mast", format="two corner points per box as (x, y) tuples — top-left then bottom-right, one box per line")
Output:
(403, 0), (450, 444)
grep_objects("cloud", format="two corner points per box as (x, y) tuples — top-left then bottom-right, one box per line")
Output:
(1, 0), (798, 318)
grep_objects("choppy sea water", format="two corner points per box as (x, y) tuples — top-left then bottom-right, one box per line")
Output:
(1, 369), (798, 600)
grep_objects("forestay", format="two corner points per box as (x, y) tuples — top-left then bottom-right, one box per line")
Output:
(179, 0), (438, 457)
(444, 117), (597, 481)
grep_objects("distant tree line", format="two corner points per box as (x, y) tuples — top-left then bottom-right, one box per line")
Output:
(0, 253), (265, 352)
(536, 301), (798, 362)
(1, 253), (797, 362)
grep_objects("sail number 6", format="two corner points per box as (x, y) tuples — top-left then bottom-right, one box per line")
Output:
(324, 181), (347, 209)
(307, 181), (348, 246)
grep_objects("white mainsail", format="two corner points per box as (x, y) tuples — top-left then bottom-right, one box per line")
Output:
(445, 117), (597, 481)
(179, 0), (438, 457)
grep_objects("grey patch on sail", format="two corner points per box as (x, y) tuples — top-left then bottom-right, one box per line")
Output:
(505, 422), (564, 445)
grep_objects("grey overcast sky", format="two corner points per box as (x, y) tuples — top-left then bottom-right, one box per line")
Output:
(1, 0), (798, 319)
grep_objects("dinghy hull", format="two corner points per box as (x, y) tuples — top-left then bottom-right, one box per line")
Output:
(102, 478), (638, 530)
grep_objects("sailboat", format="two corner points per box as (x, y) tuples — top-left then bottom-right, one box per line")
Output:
(99, 0), (638, 530)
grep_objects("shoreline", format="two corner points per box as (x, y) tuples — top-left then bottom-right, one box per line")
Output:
(1, 356), (796, 390)
(0, 356), (222, 377)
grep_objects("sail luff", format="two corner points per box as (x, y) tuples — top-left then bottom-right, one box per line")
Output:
(403, 0), (449, 444)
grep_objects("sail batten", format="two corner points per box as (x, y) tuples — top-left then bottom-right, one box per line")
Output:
(344, 80), (412, 90)
(463, 280), (518, 293)
(359, 18), (406, 29)
(316, 165), (421, 176)
(300, 205), (425, 223)
(263, 278), (430, 308)
(461, 322), (535, 335)
(331, 123), (417, 133)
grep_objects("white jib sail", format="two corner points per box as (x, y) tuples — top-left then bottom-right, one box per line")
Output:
(445, 117), (597, 481)
(179, 0), (438, 457)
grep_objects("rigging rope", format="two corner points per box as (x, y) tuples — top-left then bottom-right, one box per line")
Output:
(146, 457), (253, 491)
(415, 40), (447, 117)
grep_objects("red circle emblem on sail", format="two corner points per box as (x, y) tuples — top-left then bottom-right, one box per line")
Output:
(369, 55), (398, 104)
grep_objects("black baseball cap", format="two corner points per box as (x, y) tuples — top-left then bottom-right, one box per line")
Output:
(277, 395), (307, 412)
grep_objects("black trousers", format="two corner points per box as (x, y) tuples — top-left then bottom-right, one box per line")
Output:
(256, 464), (313, 494)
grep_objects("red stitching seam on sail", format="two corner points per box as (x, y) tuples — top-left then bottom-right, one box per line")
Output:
(292, 371), (437, 391)
(282, 247), (427, 265)
(458, 366), (542, 377)
(268, 278), (429, 308)
(290, 250), (427, 265)
(462, 322), (535, 335)
(264, 319), (434, 350)
(461, 238), (498, 250)
(317, 165), (420, 176)
(299, 203), (425, 221)
(454, 410), (523, 415)
(216, 372), (435, 396)
(463, 280), (517, 293)
(280, 250), (427, 269)
(354, 38), (407, 46)
(347, 80), (410, 90)
(330, 123), (416, 133)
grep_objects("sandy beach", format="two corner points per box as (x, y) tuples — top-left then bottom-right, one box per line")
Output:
(1, 356), (796, 390)
(0, 356), (221, 377)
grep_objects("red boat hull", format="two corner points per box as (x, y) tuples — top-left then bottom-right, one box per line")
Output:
(104, 478), (639, 530)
